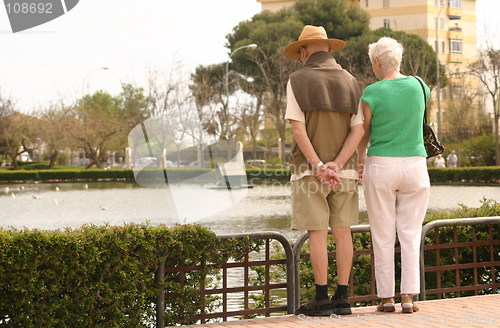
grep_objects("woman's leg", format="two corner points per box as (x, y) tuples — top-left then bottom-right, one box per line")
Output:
(363, 157), (398, 298)
(396, 157), (430, 295)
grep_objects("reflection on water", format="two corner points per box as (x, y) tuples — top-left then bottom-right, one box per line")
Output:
(0, 182), (498, 240)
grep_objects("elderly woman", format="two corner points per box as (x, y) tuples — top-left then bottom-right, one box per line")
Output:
(358, 37), (430, 313)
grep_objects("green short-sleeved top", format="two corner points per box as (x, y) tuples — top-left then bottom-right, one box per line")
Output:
(361, 76), (430, 157)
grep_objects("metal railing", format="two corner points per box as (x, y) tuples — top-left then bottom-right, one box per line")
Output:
(156, 231), (295, 328)
(156, 217), (500, 327)
(419, 216), (500, 300)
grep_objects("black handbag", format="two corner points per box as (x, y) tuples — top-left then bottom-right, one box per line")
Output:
(414, 77), (445, 158)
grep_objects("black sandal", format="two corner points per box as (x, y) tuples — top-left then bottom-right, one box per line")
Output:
(331, 295), (352, 315)
(294, 298), (334, 316)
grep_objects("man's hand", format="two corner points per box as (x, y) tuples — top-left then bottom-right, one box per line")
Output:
(314, 162), (341, 187)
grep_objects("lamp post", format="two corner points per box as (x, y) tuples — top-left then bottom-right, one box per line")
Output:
(435, 1), (447, 140)
(225, 44), (257, 108)
(82, 67), (109, 97)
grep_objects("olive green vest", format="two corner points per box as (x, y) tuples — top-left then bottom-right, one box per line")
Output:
(288, 52), (360, 175)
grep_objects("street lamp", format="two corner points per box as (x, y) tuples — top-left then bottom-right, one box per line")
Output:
(82, 67), (109, 97)
(435, 1), (448, 140)
(225, 44), (258, 106)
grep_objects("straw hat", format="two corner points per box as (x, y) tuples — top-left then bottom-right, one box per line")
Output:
(283, 25), (345, 60)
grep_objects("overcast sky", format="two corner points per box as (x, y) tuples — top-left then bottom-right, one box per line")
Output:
(0, 0), (498, 113)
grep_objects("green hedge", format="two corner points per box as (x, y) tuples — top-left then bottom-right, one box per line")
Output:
(0, 169), (214, 183)
(0, 167), (498, 184)
(0, 223), (261, 327)
(0, 166), (500, 184)
(427, 167), (500, 184)
(246, 168), (291, 183)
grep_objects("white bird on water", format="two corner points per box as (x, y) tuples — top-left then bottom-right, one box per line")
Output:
(32, 195), (41, 199)
(83, 184), (89, 190)
(3, 187), (9, 194)
(54, 199), (64, 205)
(10, 192), (15, 198)
(55, 187), (60, 191)
(100, 205), (108, 211)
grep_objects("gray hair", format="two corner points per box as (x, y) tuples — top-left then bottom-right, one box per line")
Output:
(368, 37), (404, 71)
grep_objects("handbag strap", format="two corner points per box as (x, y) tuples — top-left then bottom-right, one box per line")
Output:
(413, 76), (428, 124)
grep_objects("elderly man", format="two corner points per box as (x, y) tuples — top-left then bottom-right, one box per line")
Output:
(284, 25), (364, 316)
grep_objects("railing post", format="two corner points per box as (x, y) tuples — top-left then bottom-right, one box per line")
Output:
(156, 257), (166, 328)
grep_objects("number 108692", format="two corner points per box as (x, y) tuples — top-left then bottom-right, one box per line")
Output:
(5, 2), (53, 14)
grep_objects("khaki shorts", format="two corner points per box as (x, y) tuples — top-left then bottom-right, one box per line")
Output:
(291, 176), (359, 230)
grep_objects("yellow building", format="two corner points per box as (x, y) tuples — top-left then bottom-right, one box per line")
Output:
(257, 0), (480, 132)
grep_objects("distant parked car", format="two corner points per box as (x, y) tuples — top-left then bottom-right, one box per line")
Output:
(165, 159), (176, 167)
(134, 157), (158, 167)
(245, 159), (266, 169)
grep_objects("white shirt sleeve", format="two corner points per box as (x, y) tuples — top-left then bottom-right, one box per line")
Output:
(285, 80), (305, 123)
(350, 100), (364, 127)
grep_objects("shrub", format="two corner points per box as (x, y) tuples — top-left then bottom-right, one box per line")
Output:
(443, 134), (496, 166)
(427, 166), (500, 184)
(0, 224), (262, 327)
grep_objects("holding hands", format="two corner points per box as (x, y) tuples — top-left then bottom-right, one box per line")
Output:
(314, 161), (341, 187)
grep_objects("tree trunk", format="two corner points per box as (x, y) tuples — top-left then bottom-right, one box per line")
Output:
(495, 114), (500, 166)
(252, 138), (257, 160)
(48, 150), (59, 169)
(85, 150), (100, 169)
(278, 130), (286, 162)
(8, 152), (18, 170)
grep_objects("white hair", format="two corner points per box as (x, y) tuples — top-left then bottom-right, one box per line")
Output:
(368, 37), (404, 71)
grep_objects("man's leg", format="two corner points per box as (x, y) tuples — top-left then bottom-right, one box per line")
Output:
(327, 178), (357, 307)
(331, 227), (353, 285)
(292, 178), (334, 316)
(330, 227), (353, 315)
(308, 230), (329, 285)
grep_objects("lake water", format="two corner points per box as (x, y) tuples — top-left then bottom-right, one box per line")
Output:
(0, 182), (498, 240)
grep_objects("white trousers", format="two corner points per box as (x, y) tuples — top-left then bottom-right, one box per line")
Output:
(363, 156), (430, 298)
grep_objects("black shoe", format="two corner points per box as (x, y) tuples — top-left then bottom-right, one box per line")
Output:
(331, 295), (352, 315)
(294, 298), (334, 316)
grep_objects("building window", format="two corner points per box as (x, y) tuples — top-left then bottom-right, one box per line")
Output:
(450, 0), (461, 8)
(383, 0), (390, 8)
(365, 0), (368, 7)
(383, 19), (390, 28)
(450, 39), (462, 54)
(439, 0), (444, 5)
(441, 41), (445, 53)
(435, 16), (444, 29)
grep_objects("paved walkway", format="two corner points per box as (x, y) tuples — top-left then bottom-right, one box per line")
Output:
(186, 294), (500, 328)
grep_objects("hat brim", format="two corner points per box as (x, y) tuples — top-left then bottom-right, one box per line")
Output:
(283, 39), (345, 60)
